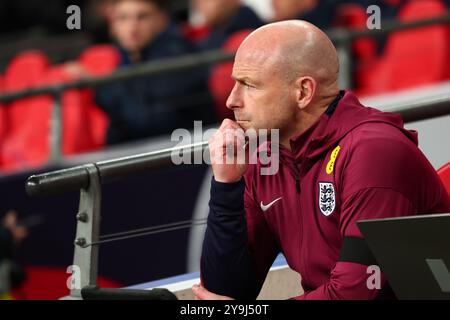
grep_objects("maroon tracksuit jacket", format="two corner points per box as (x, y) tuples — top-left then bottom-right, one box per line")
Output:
(201, 90), (450, 299)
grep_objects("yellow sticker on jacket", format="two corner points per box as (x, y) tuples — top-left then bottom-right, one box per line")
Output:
(326, 146), (341, 174)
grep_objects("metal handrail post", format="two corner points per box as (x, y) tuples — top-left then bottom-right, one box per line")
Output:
(49, 91), (63, 163)
(334, 29), (353, 90)
(62, 164), (102, 299)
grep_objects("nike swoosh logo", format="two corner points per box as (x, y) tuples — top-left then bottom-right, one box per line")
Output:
(260, 197), (282, 212)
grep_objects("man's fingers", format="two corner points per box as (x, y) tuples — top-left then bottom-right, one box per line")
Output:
(192, 284), (216, 300)
(192, 284), (210, 300)
(219, 118), (241, 131)
(192, 284), (233, 300)
(209, 125), (247, 166)
(208, 119), (250, 182)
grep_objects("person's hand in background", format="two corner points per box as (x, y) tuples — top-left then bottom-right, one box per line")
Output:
(63, 62), (91, 79)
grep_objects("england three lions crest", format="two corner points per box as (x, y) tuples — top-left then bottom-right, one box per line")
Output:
(319, 182), (336, 216)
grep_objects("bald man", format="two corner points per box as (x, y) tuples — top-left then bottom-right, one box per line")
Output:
(193, 21), (450, 300)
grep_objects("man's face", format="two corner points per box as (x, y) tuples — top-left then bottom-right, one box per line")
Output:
(226, 47), (298, 139)
(111, 0), (166, 53)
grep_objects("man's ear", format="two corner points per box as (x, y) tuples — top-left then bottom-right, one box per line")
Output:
(295, 77), (316, 110)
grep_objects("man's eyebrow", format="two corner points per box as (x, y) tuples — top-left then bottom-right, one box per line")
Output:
(231, 75), (255, 84)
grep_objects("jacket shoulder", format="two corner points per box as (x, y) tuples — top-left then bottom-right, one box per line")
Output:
(339, 122), (442, 210)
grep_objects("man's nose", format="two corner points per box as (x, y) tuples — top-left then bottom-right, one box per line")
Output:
(226, 83), (243, 110)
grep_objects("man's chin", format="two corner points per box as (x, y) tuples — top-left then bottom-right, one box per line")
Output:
(236, 120), (252, 130)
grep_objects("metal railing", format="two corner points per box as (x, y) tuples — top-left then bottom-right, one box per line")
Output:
(25, 92), (450, 299)
(0, 13), (449, 164)
(25, 93), (450, 196)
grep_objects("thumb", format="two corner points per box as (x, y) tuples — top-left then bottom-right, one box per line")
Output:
(192, 284), (208, 300)
(192, 284), (233, 300)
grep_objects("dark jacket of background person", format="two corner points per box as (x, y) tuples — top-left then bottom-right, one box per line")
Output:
(95, 24), (214, 145)
(0, 228), (13, 263)
(197, 5), (263, 51)
(0, 227), (26, 293)
(295, 0), (340, 31)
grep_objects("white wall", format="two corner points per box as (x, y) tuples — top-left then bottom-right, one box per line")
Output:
(406, 115), (450, 170)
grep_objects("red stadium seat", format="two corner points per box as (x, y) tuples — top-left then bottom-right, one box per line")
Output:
(0, 75), (6, 167)
(438, 162), (450, 197)
(357, 0), (450, 96)
(181, 23), (211, 43)
(1, 51), (52, 171)
(0, 46), (119, 172)
(78, 45), (120, 149)
(334, 3), (380, 94)
(209, 29), (253, 121)
(335, 3), (378, 62)
(84, 99), (110, 149)
(79, 44), (120, 77)
(383, 0), (449, 89)
(2, 63), (92, 171)
(45, 66), (107, 155)
(3, 51), (50, 91)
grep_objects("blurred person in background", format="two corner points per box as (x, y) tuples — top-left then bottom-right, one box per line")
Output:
(271, 0), (341, 30)
(193, 0), (263, 51)
(84, 0), (116, 44)
(190, 0), (263, 122)
(0, 211), (27, 300)
(93, 0), (214, 144)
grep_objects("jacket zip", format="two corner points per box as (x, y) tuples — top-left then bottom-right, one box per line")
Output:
(294, 163), (301, 194)
(290, 138), (317, 195)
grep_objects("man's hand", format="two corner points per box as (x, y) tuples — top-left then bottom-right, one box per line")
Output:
(192, 284), (234, 300)
(209, 119), (250, 183)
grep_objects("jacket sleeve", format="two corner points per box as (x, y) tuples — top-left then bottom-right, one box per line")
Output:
(294, 134), (431, 300)
(200, 176), (279, 300)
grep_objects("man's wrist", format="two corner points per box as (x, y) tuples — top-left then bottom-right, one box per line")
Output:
(212, 174), (244, 184)
(210, 176), (245, 213)
(212, 176), (244, 185)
